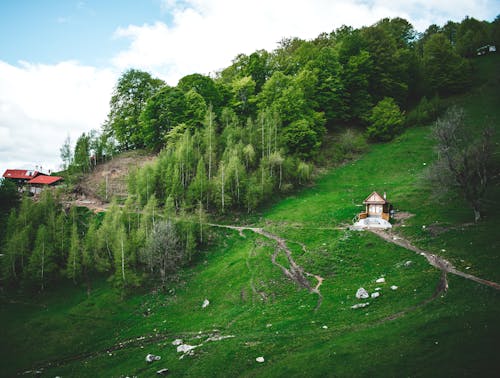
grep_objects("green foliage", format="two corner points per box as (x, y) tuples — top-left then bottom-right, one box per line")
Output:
(405, 95), (443, 126)
(367, 97), (405, 141)
(107, 69), (164, 150)
(337, 129), (368, 159)
(422, 33), (472, 95)
(139, 86), (187, 151)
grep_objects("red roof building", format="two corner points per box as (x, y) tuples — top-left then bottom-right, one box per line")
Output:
(27, 175), (63, 185)
(2, 169), (41, 180)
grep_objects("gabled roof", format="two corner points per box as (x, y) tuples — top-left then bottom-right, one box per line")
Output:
(2, 169), (40, 180)
(28, 175), (63, 185)
(363, 191), (387, 205)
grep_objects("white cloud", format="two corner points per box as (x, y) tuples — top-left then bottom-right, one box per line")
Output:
(113, 0), (498, 85)
(0, 60), (116, 175)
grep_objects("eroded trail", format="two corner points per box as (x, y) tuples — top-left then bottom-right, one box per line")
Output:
(369, 229), (500, 291)
(208, 224), (324, 310)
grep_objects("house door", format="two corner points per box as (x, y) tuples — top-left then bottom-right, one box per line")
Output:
(370, 205), (382, 217)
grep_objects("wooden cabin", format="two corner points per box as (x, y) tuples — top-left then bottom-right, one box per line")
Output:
(359, 191), (391, 221)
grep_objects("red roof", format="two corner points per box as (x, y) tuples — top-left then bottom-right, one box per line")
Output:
(28, 175), (63, 185)
(363, 191), (388, 205)
(3, 169), (40, 180)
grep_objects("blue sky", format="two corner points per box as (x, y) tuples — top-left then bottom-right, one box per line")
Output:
(0, 0), (498, 178)
(0, 0), (170, 66)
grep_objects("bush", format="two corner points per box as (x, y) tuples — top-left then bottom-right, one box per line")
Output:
(405, 95), (443, 127)
(366, 97), (405, 141)
(337, 129), (368, 158)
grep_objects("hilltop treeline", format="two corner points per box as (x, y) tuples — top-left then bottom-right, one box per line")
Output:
(99, 15), (497, 213)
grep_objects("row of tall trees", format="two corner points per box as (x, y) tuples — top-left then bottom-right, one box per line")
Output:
(105, 16), (496, 155)
(0, 191), (204, 292)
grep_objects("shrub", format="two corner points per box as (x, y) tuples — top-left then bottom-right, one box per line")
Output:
(367, 97), (405, 141)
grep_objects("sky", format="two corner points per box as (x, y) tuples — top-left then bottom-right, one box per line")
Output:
(0, 0), (498, 178)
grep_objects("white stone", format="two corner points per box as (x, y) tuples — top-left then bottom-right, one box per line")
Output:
(351, 302), (370, 309)
(390, 285), (398, 290)
(371, 292), (380, 298)
(177, 344), (197, 353)
(374, 287), (381, 291)
(202, 299), (210, 308)
(356, 288), (369, 299)
(404, 260), (413, 267)
(172, 339), (183, 346)
(256, 357), (265, 363)
(375, 277), (385, 283)
(322, 325), (328, 329)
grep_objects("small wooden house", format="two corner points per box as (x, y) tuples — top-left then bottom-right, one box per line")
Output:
(359, 191), (391, 221)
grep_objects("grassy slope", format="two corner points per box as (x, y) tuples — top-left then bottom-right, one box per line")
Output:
(1, 55), (499, 377)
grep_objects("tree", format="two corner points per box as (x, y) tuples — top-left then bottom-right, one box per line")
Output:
(429, 106), (493, 222)
(66, 223), (82, 283)
(366, 97), (404, 141)
(139, 86), (187, 151)
(141, 220), (183, 286)
(107, 69), (164, 150)
(26, 225), (56, 291)
(73, 133), (90, 174)
(422, 33), (471, 95)
(59, 135), (72, 170)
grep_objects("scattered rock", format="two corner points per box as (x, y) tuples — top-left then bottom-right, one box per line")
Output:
(202, 299), (210, 308)
(256, 356), (265, 363)
(390, 285), (398, 290)
(351, 302), (370, 309)
(146, 354), (161, 363)
(177, 344), (197, 354)
(371, 292), (380, 298)
(375, 277), (385, 283)
(356, 287), (369, 299)
(172, 339), (183, 346)
(156, 368), (170, 375)
(206, 334), (235, 342)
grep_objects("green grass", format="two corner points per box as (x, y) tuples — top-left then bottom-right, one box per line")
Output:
(1, 54), (499, 377)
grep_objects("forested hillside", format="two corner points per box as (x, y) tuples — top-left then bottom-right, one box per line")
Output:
(1, 15), (498, 294)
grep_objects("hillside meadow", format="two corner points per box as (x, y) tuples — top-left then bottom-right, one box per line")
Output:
(1, 54), (499, 377)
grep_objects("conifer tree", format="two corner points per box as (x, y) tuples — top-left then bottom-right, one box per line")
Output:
(66, 223), (82, 283)
(27, 225), (55, 291)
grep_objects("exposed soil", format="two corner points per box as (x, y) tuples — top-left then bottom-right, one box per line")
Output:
(208, 224), (324, 310)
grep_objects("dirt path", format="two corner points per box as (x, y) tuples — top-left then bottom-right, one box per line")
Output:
(369, 229), (500, 291)
(208, 224), (324, 310)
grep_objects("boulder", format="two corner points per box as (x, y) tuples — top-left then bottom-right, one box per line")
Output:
(390, 285), (398, 290)
(375, 277), (385, 283)
(156, 368), (170, 375)
(356, 288), (369, 299)
(351, 302), (370, 309)
(256, 357), (265, 363)
(202, 299), (210, 308)
(371, 292), (380, 298)
(172, 339), (183, 346)
(146, 354), (161, 363)
(177, 344), (197, 354)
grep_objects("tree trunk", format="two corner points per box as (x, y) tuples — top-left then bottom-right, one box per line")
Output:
(473, 207), (481, 223)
